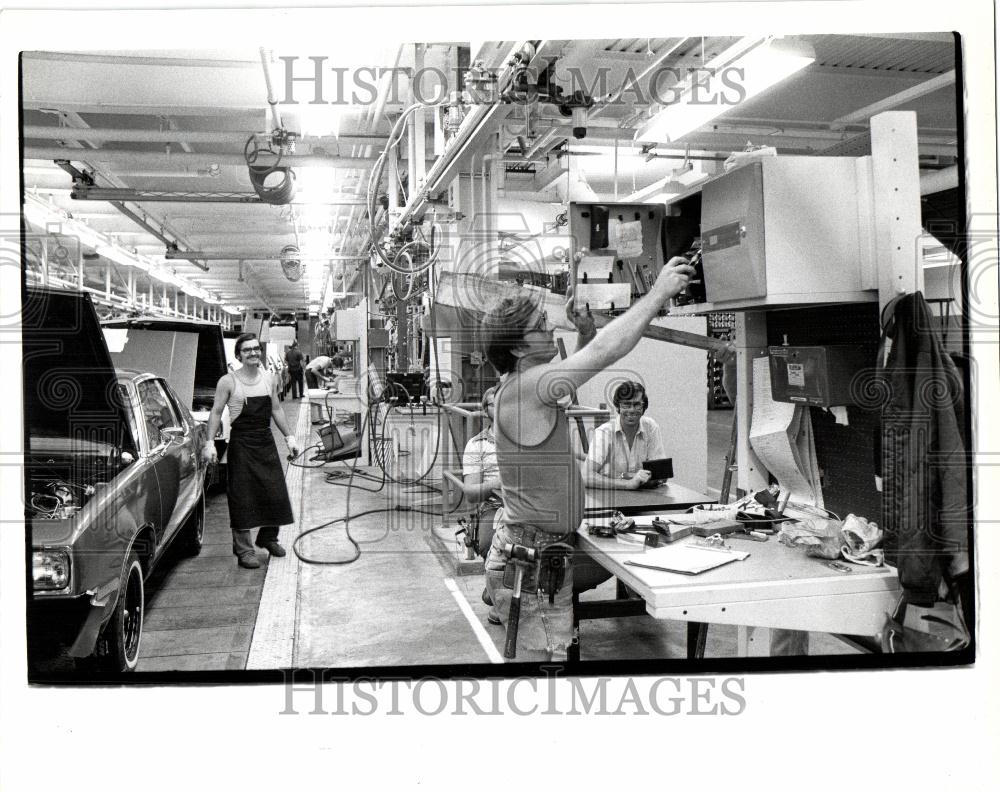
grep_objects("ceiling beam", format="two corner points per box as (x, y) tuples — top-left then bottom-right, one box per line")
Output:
(832, 70), (956, 128)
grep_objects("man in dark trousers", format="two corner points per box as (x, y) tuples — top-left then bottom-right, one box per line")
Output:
(284, 340), (305, 399)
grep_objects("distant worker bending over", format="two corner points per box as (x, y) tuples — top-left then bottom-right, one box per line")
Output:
(584, 380), (665, 490)
(481, 257), (694, 662)
(305, 355), (334, 389)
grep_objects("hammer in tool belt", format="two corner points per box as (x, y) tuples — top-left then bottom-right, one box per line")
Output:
(502, 542), (537, 660)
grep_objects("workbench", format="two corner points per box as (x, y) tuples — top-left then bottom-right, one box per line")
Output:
(574, 517), (901, 659)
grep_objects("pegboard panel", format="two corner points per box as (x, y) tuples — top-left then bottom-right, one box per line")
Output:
(765, 304), (882, 524)
(707, 312), (736, 409)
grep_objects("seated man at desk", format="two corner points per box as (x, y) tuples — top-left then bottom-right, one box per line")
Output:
(584, 380), (666, 490)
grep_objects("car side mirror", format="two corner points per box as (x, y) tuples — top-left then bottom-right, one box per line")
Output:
(160, 426), (185, 444)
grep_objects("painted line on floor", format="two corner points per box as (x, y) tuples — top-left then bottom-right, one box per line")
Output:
(444, 578), (504, 664)
(246, 400), (309, 670)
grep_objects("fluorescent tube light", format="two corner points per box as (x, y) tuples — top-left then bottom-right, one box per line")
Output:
(635, 38), (814, 144)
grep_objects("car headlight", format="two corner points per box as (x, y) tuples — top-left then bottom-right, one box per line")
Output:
(33, 549), (71, 591)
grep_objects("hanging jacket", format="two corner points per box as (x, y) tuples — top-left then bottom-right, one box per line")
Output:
(879, 292), (970, 605)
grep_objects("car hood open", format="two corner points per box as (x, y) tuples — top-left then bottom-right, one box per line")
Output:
(24, 287), (137, 458)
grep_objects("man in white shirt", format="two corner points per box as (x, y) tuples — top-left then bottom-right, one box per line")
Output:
(305, 355), (334, 389)
(461, 387), (504, 554)
(584, 380), (666, 490)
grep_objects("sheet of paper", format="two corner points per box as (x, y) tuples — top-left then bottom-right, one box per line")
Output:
(623, 543), (749, 576)
(577, 255), (616, 282)
(574, 282), (631, 311)
(610, 219), (644, 258)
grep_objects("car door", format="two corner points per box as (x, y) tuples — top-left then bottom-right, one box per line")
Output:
(160, 379), (201, 531)
(135, 378), (187, 546)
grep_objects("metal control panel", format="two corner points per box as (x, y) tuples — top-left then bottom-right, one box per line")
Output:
(768, 345), (873, 406)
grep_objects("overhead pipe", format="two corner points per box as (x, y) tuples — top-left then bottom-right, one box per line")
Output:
(23, 126), (388, 145)
(166, 250), (367, 261)
(72, 187), (367, 205)
(26, 146), (379, 168)
(259, 48), (283, 132)
(398, 40), (536, 227)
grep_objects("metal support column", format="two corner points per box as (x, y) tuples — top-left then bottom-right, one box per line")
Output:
(870, 112), (923, 310)
(735, 311), (768, 497)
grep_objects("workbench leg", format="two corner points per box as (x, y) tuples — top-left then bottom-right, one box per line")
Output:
(568, 592), (581, 663)
(616, 578), (630, 599)
(687, 622), (708, 660)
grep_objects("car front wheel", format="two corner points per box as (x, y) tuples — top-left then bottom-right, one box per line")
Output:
(104, 552), (144, 672)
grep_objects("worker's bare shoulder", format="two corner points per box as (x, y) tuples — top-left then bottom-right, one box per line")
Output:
(496, 367), (560, 446)
(511, 362), (576, 408)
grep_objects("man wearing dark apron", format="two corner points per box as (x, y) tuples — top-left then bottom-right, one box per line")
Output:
(205, 333), (300, 568)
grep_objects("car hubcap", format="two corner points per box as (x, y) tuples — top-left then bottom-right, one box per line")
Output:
(123, 570), (142, 661)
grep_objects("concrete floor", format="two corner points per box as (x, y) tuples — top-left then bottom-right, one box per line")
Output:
(135, 402), (859, 671)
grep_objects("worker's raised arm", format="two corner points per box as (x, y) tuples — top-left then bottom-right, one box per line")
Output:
(529, 257), (694, 405)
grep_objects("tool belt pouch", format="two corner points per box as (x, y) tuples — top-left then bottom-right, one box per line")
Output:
(537, 543), (573, 598)
(502, 560), (535, 591)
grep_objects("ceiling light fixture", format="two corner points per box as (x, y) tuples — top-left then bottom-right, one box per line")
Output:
(635, 38), (815, 145)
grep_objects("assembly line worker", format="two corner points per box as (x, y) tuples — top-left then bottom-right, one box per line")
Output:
(305, 354), (334, 389)
(584, 380), (666, 490)
(284, 339), (305, 400)
(481, 257), (694, 661)
(204, 332), (300, 569)
(461, 387), (507, 623)
(461, 387), (504, 556)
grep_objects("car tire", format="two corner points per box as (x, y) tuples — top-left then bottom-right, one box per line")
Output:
(103, 551), (144, 673)
(180, 495), (205, 557)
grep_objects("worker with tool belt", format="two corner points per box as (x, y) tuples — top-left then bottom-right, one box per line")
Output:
(481, 257), (694, 661)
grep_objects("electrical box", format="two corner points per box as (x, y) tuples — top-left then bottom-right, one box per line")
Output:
(768, 345), (872, 407)
(697, 157), (875, 309)
(568, 202), (667, 298)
